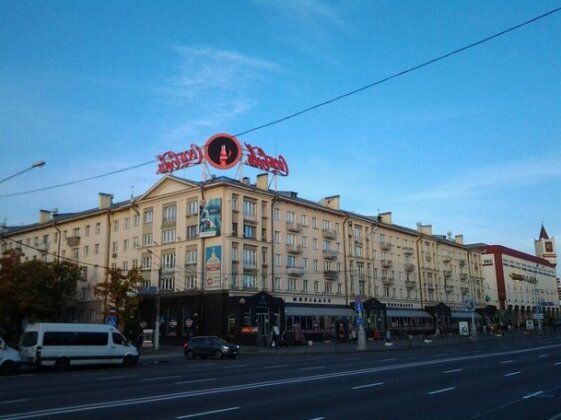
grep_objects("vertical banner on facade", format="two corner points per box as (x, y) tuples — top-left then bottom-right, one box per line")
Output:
(199, 198), (222, 238)
(205, 245), (222, 289)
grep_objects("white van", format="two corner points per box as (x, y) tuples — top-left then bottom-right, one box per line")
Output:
(0, 336), (22, 375)
(20, 323), (139, 371)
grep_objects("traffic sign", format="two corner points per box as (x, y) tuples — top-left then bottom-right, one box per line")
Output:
(354, 302), (363, 312)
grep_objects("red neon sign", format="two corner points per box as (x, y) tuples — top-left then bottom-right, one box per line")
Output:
(156, 145), (203, 174)
(245, 143), (289, 176)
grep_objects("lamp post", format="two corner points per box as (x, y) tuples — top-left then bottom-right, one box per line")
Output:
(147, 249), (161, 351)
(0, 160), (46, 184)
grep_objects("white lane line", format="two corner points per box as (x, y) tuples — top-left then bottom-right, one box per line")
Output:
(177, 406), (240, 418)
(523, 391), (544, 399)
(143, 375), (183, 382)
(538, 354), (547, 358)
(343, 357), (361, 361)
(380, 358), (398, 362)
(504, 371), (521, 377)
(554, 362), (561, 366)
(428, 387), (455, 395)
(97, 375), (138, 381)
(264, 364), (289, 369)
(175, 378), (216, 385)
(353, 382), (384, 390)
(443, 369), (463, 374)
(222, 364), (249, 369)
(0, 399), (29, 405)
(500, 360), (514, 364)
(300, 366), (325, 371)
(307, 417), (326, 420)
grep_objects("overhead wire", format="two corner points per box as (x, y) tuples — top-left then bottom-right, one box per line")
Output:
(0, 6), (559, 200)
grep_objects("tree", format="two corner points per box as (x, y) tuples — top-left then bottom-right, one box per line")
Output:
(94, 268), (144, 330)
(0, 249), (81, 342)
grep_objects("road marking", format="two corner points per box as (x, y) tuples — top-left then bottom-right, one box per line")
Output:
(343, 357), (361, 361)
(264, 364), (289, 369)
(504, 371), (521, 377)
(443, 368), (463, 374)
(97, 375), (138, 381)
(523, 391), (543, 399)
(538, 354), (547, 358)
(175, 378), (216, 385)
(428, 387), (455, 395)
(300, 366), (325, 371)
(380, 358), (398, 362)
(353, 382), (384, 389)
(307, 417), (326, 420)
(554, 362), (561, 366)
(143, 375), (183, 382)
(500, 360), (513, 364)
(222, 364), (249, 369)
(0, 399), (29, 405)
(176, 406), (240, 418)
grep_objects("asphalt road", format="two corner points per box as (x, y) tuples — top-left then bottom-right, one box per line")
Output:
(1, 334), (561, 419)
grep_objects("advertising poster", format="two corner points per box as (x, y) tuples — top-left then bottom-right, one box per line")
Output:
(199, 198), (222, 238)
(205, 245), (222, 289)
(458, 321), (469, 336)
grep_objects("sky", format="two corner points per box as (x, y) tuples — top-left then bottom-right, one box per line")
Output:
(1, 1), (560, 255)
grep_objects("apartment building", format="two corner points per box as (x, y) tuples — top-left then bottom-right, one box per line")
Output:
(2, 174), (487, 343)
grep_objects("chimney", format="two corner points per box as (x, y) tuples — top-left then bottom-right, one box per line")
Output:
(242, 177), (251, 185)
(417, 224), (433, 236)
(99, 193), (113, 210)
(39, 210), (51, 224)
(320, 195), (340, 210)
(379, 212), (392, 224)
(256, 173), (268, 190)
(455, 235), (464, 245)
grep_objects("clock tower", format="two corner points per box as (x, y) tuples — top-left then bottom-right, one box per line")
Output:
(535, 224), (557, 267)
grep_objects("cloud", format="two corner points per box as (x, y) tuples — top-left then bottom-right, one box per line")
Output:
(255, 0), (345, 28)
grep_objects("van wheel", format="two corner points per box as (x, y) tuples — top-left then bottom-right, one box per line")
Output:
(54, 358), (70, 372)
(123, 355), (137, 367)
(0, 361), (16, 376)
(213, 350), (223, 360)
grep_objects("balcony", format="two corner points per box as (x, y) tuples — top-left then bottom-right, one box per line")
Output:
(324, 270), (339, 280)
(460, 272), (468, 281)
(323, 250), (339, 260)
(460, 286), (470, 294)
(286, 244), (303, 254)
(405, 280), (417, 289)
(443, 269), (452, 278)
(286, 222), (302, 233)
(403, 247), (414, 256)
(66, 236), (80, 247)
(36, 242), (49, 252)
(359, 273), (369, 282)
(404, 263), (416, 272)
(287, 266), (304, 276)
(321, 229), (337, 239)
(459, 259), (467, 267)
(380, 258), (393, 268)
(379, 241), (393, 251)
(442, 255), (452, 263)
(381, 276), (394, 286)
(445, 285), (454, 293)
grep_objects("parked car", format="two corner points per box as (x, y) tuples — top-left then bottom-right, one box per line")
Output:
(183, 336), (239, 360)
(0, 336), (22, 375)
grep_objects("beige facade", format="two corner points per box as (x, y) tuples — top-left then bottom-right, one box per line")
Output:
(2, 174), (487, 328)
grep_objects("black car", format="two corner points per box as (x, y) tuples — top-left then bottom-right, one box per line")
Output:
(183, 336), (240, 360)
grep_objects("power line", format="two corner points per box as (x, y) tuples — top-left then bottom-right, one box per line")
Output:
(1, 6), (560, 199)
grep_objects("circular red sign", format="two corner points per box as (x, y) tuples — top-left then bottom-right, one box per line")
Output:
(204, 133), (242, 170)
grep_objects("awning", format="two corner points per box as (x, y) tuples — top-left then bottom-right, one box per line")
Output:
(451, 310), (481, 319)
(386, 309), (433, 318)
(285, 306), (356, 317)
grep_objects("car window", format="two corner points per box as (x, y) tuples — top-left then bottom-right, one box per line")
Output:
(22, 332), (38, 346)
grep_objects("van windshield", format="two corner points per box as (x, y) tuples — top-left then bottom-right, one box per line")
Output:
(22, 331), (38, 346)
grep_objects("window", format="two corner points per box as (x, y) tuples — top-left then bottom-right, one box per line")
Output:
(143, 209), (153, 224)
(312, 217), (318, 229)
(231, 194), (239, 211)
(160, 277), (175, 291)
(323, 240), (331, 251)
(273, 277), (281, 291)
(243, 274), (256, 289)
(232, 245), (239, 262)
(303, 279), (308, 291)
(273, 208), (280, 221)
(72, 248), (79, 258)
(274, 253), (281, 267)
(85, 226), (90, 236)
(123, 239), (129, 251)
(133, 214), (140, 227)
(313, 238), (318, 250)
(72, 227), (80, 237)
(123, 261), (129, 271)
(141, 256), (152, 269)
(322, 219), (330, 230)
(243, 200), (256, 219)
(83, 246), (89, 257)
(302, 236), (308, 247)
(288, 278), (297, 291)
(325, 282), (332, 293)
(162, 253), (176, 269)
(112, 241), (118, 253)
(286, 211), (295, 223)
(314, 281), (319, 292)
(243, 248), (256, 266)
(287, 255), (296, 267)
(163, 204), (177, 223)
(243, 224), (256, 239)
(124, 217), (130, 230)
(186, 249), (198, 264)
(287, 233), (295, 245)
(143, 233), (153, 246)
(187, 225), (198, 239)
(301, 214), (307, 226)
(313, 259), (319, 271)
(113, 220), (119, 232)
(187, 200), (199, 215)
(133, 236), (139, 248)
(94, 244), (99, 255)
(162, 228), (176, 243)
(274, 231), (281, 243)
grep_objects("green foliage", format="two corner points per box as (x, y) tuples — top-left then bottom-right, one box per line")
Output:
(0, 249), (81, 340)
(94, 268), (144, 328)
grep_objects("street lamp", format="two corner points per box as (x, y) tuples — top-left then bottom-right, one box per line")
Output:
(0, 160), (46, 184)
(147, 248), (161, 351)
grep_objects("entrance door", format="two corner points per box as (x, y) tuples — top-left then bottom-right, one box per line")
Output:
(256, 311), (270, 335)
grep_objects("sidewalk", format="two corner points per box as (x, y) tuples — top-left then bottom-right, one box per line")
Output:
(138, 333), (515, 362)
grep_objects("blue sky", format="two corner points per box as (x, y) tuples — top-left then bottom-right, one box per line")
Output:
(1, 1), (560, 255)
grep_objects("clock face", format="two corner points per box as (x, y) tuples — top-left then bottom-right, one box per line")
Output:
(545, 242), (553, 252)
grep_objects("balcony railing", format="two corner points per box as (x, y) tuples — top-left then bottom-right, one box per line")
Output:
(286, 244), (303, 254)
(403, 247), (414, 256)
(442, 255), (452, 263)
(404, 263), (416, 272)
(321, 229), (337, 239)
(66, 236), (80, 247)
(324, 270), (339, 280)
(381, 276), (394, 286)
(405, 280), (417, 289)
(379, 241), (393, 251)
(443, 269), (452, 278)
(445, 285), (454, 293)
(460, 272), (468, 280)
(287, 266), (304, 276)
(286, 222), (303, 233)
(323, 250), (339, 260)
(380, 259), (393, 268)
(36, 242), (49, 252)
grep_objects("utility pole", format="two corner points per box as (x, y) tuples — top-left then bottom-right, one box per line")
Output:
(154, 266), (161, 351)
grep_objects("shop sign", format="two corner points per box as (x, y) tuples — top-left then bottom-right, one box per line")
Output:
(156, 145), (203, 174)
(244, 143), (289, 176)
(509, 273), (537, 284)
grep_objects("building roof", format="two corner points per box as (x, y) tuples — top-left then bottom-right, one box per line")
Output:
(539, 224), (550, 240)
(469, 243), (555, 268)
